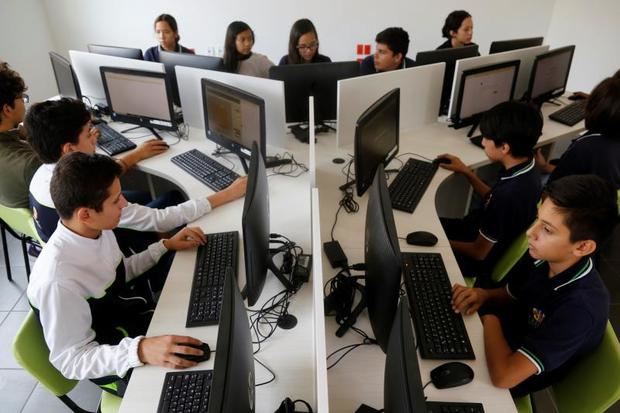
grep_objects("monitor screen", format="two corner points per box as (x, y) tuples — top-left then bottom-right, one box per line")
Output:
(454, 60), (520, 126)
(354, 88), (400, 197)
(202, 78), (266, 161)
(365, 163), (402, 353)
(160, 50), (224, 106)
(208, 268), (255, 412)
(528, 45), (575, 103)
(489, 37), (544, 54)
(269, 61), (360, 123)
(415, 45), (480, 115)
(241, 141), (270, 307)
(88, 44), (143, 60)
(384, 298), (427, 412)
(100, 67), (175, 131)
(49, 52), (81, 100)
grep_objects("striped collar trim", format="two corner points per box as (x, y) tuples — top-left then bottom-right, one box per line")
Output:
(574, 132), (602, 143)
(500, 158), (536, 180)
(553, 257), (594, 291)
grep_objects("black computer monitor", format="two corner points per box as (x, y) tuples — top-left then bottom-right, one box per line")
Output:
(49, 52), (81, 100)
(453, 60), (520, 131)
(207, 268), (255, 412)
(365, 163), (403, 353)
(489, 37), (544, 54)
(353, 88), (400, 197)
(384, 298), (427, 412)
(526, 45), (576, 105)
(269, 61), (360, 124)
(414, 45), (480, 115)
(100, 66), (176, 131)
(87, 44), (144, 60)
(160, 50), (224, 106)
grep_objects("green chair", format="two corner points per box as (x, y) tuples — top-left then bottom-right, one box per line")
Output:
(0, 203), (42, 281)
(12, 311), (122, 413)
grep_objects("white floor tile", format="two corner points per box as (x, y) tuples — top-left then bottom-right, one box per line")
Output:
(12, 292), (31, 311)
(0, 369), (38, 413)
(0, 311), (29, 368)
(22, 380), (102, 413)
(0, 267), (27, 311)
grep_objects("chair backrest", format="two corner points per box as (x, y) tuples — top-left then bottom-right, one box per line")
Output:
(0, 204), (40, 242)
(491, 230), (529, 283)
(550, 322), (620, 413)
(12, 311), (78, 396)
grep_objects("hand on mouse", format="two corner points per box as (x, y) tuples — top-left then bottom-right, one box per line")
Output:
(138, 335), (204, 369)
(436, 154), (468, 174)
(451, 283), (488, 315)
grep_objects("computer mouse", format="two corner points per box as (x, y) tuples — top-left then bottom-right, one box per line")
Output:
(406, 231), (438, 247)
(175, 342), (211, 363)
(567, 93), (586, 101)
(433, 157), (452, 165)
(430, 362), (474, 389)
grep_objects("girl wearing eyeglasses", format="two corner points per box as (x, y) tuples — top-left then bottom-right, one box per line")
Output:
(279, 19), (331, 65)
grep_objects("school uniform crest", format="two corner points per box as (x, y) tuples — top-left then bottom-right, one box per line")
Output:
(528, 307), (545, 328)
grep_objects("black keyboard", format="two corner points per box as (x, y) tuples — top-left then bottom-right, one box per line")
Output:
(96, 123), (137, 156)
(171, 149), (240, 192)
(157, 370), (213, 413)
(426, 401), (485, 413)
(186, 231), (239, 327)
(388, 158), (438, 213)
(402, 252), (475, 360)
(549, 100), (587, 126)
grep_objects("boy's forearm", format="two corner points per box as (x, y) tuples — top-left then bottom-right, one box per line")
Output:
(462, 169), (491, 198)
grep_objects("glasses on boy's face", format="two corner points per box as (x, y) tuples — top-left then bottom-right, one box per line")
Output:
(297, 42), (319, 51)
(18, 93), (29, 104)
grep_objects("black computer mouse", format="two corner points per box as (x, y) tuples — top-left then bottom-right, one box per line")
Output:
(433, 157), (452, 165)
(175, 342), (211, 363)
(567, 93), (586, 101)
(406, 231), (438, 247)
(430, 362), (474, 389)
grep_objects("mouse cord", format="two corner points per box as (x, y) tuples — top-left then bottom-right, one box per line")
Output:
(422, 380), (432, 390)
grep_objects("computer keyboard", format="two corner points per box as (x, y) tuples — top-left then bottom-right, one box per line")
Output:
(186, 231), (239, 327)
(549, 100), (587, 126)
(157, 370), (213, 413)
(171, 149), (240, 192)
(388, 158), (438, 213)
(402, 252), (475, 360)
(96, 123), (137, 156)
(426, 401), (485, 413)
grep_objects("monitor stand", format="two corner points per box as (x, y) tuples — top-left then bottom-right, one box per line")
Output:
(289, 122), (335, 144)
(466, 121), (484, 149)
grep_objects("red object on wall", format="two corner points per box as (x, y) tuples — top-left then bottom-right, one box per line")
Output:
(357, 44), (363, 55)
(364, 44), (371, 54)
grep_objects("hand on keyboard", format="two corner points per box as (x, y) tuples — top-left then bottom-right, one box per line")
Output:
(451, 283), (488, 315)
(138, 335), (204, 369)
(163, 226), (207, 251)
(436, 153), (469, 174)
(208, 176), (248, 208)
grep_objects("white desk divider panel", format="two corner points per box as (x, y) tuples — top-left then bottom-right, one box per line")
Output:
(337, 63), (444, 148)
(175, 66), (288, 149)
(69, 50), (165, 106)
(309, 96), (317, 188)
(311, 187), (329, 413)
(447, 45), (550, 119)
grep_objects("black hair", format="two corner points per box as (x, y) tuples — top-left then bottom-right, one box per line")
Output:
(479, 100), (543, 157)
(543, 175), (618, 244)
(585, 76), (620, 137)
(51, 152), (123, 220)
(375, 27), (410, 60)
(287, 18), (320, 65)
(442, 10), (472, 39)
(0, 62), (27, 120)
(223, 21), (254, 73)
(154, 13), (180, 43)
(25, 98), (91, 163)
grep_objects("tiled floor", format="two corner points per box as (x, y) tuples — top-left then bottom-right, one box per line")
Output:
(0, 228), (618, 412)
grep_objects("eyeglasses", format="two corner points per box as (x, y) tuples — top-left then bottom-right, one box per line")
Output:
(297, 42), (319, 51)
(19, 93), (29, 104)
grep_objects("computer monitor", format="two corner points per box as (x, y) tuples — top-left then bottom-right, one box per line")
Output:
(49, 52), (81, 100)
(160, 50), (224, 106)
(526, 45), (575, 104)
(453, 60), (520, 130)
(269, 61), (360, 124)
(207, 267), (255, 412)
(414, 45), (480, 115)
(88, 44), (144, 60)
(353, 88), (400, 197)
(365, 163), (403, 353)
(100, 67), (176, 131)
(489, 37), (544, 54)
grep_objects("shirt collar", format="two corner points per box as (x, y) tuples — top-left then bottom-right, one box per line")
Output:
(500, 158), (535, 181)
(536, 257), (594, 291)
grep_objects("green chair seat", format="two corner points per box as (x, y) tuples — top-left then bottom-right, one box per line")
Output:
(100, 391), (122, 413)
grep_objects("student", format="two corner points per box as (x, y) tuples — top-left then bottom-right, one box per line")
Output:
(278, 18), (331, 65)
(438, 101), (543, 283)
(0, 62), (41, 209)
(437, 10), (478, 50)
(222, 21), (274, 78)
(144, 14), (194, 62)
(451, 174), (617, 397)
(27, 152), (211, 396)
(537, 75), (620, 188)
(26, 97), (246, 241)
(360, 27), (415, 75)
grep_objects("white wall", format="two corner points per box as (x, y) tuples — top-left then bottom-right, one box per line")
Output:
(0, 0), (57, 102)
(545, 0), (620, 92)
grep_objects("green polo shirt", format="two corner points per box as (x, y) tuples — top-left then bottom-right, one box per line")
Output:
(0, 129), (41, 208)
